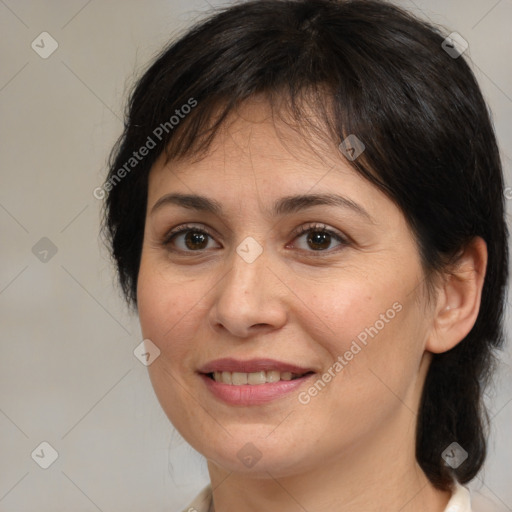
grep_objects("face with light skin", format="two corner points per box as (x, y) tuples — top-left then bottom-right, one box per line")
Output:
(137, 98), (486, 510)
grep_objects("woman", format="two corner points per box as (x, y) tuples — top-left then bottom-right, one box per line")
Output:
(101, 0), (509, 510)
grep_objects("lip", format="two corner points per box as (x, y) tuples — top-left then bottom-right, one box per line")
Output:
(198, 358), (314, 374)
(198, 358), (316, 406)
(200, 373), (315, 406)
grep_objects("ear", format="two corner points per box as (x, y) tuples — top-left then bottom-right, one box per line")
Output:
(425, 236), (488, 354)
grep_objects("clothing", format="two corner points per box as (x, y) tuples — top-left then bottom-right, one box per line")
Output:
(180, 480), (472, 512)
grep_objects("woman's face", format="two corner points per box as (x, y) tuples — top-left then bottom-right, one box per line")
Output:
(137, 99), (437, 478)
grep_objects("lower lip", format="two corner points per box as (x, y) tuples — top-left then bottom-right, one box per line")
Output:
(200, 373), (314, 406)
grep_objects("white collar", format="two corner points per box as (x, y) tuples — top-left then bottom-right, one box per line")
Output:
(444, 481), (472, 512)
(184, 480), (472, 512)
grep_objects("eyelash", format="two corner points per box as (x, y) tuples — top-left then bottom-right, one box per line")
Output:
(162, 222), (349, 256)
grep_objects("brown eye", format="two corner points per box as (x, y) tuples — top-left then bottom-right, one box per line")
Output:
(163, 225), (220, 252)
(183, 231), (209, 250)
(306, 231), (333, 251)
(291, 224), (348, 253)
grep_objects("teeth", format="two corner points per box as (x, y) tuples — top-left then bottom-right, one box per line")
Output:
(247, 371), (266, 385)
(211, 370), (304, 385)
(266, 370), (280, 383)
(232, 372), (248, 385)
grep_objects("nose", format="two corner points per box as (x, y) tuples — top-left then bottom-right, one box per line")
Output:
(208, 241), (288, 338)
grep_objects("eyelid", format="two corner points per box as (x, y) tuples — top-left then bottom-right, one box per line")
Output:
(291, 222), (348, 241)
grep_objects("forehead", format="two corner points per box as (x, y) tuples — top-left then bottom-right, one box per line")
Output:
(147, 98), (371, 199)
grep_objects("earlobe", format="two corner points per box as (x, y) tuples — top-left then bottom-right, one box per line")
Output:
(425, 237), (487, 354)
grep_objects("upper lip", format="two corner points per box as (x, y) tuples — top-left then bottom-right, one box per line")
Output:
(198, 358), (314, 374)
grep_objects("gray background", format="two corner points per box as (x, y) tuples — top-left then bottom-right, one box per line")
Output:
(0, 0), (511, 511)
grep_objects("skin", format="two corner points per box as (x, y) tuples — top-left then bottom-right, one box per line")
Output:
(137, 98), (487, 512)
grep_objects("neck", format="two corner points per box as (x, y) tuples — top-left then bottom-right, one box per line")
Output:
(207, 406), (451, 512)
(208, 438), (451, 512)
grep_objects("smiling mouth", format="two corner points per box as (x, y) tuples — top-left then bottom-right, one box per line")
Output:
(205, 370), (314, 385)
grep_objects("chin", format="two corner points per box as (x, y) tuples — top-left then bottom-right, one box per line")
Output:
(198, 432), (314, 478)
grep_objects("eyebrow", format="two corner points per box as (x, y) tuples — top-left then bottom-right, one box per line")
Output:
(150, 192), (375, 223)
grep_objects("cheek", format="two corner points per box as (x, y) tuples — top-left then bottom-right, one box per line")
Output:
(290, 274), (384, 357)
(293, 274), (422, 399)
(136, 262), (201, 357)
(136, 263), (208, 431)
